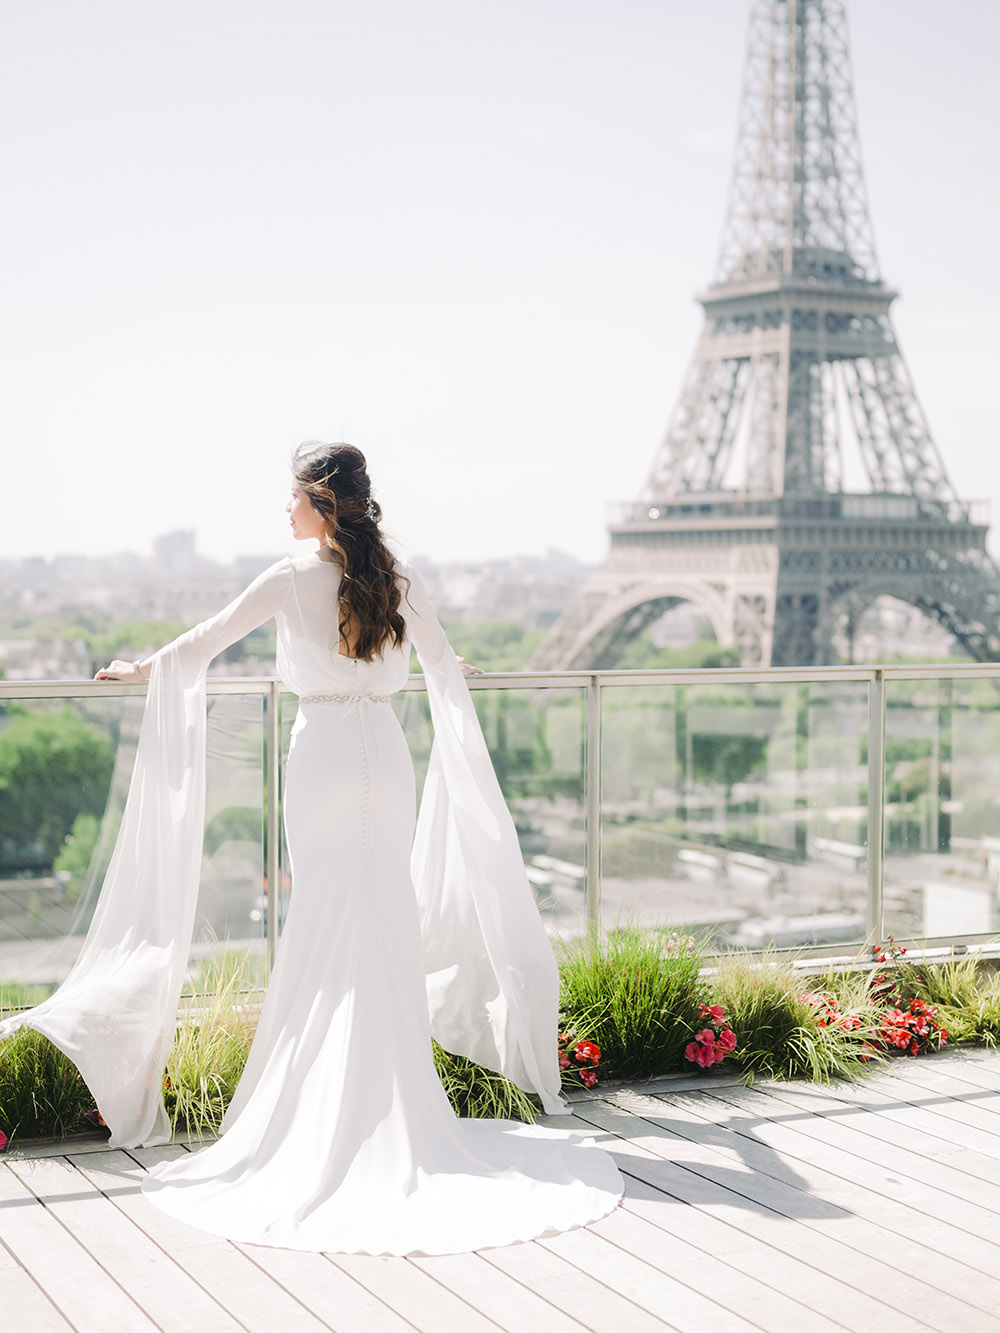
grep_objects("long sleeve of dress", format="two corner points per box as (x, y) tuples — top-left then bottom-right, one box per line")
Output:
(0, 560), (295, 1148)
(402, 567), (567, 1115)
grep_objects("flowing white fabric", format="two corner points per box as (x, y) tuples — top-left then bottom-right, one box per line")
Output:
(0, 643), (206, 1147)
(1, 553), (622, 1252)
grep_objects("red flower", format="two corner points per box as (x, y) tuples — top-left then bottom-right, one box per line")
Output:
(0, 1129), (7, 1151)
(579, 1069), (597, 1088)
(573, 1040), (601, 1066)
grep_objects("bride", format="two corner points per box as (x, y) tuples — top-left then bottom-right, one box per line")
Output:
(5, 442), (622, 1255)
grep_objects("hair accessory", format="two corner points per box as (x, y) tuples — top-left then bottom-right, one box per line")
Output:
(365, 496), (377, 522)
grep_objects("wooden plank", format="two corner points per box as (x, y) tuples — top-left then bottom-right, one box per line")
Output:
(74, 1146), (332, 1333)
(618, 1165), (876, 1328)
(541, 1221), (767, 1333)
(598, 1179), (846, 1333)
(7, 1153), (240, 1333)
(482, 1239), (676, 1333)
(0, 1267), (76, 1331)
(872, 1065), (1000, 1136)
(917, 1055), (1000, 1091)
(644, 1086), (1000, 1322)
(757, 1077), (1000, 1194)
(572, 1097), (991, 1333)
(411, 1252), (584, 1333)
(330, 1254), (504, 1333)
(744, 1080), (1000, 1221)
(812, 1071), (1000, 1159)
(233, 1247), (414, 1333)
(0, 1161), (159, 1333)
(3, 1134), (112, 1160)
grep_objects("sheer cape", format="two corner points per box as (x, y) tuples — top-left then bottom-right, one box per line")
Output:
(0, 557), (567, 1145)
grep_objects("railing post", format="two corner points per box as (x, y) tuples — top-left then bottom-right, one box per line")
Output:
(866, 669), (886, 949)
(585, 674), (602, 937)
(265, 679), (281, 970)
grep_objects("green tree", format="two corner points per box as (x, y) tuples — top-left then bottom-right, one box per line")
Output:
(690, 731), (769, 800)
(440, 619), (546, 672)
(0, 708), (114, 869)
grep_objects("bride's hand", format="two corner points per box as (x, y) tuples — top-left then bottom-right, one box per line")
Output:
(457, 656), (484, 676)
(95, 659), (143, 682)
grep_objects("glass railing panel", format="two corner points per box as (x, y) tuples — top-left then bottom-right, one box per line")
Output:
(471, 685), (587, 938)
(189, 691), (267, 991)
(0, 691), (138, 1001)
(0, 688), (269, 1000)
(883, 675), (1000, 942)
(599, 680), (870, 949)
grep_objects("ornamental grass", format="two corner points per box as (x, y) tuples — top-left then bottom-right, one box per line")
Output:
(0, 1021), (96, 1147)
(711, 951), (882, 1083)
(432, 1043), (536, 1122)
(1, 958), (537, 1144)
(163, 956), (258, 1139)
(911, 954), (1000, 1048)
(557, 925), (707, 1080)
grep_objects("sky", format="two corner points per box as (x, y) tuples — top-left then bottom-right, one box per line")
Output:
(2, 0), (998, 566)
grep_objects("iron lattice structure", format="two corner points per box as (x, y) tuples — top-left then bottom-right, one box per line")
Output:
(531, 0), (1000, 669)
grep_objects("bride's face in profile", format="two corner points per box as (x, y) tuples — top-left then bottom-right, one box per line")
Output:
(286, 482), (326, 544)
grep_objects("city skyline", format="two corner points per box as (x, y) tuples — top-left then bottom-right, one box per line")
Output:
(2, 1), (998, 566)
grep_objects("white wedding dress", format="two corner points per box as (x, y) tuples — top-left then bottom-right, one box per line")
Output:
(1, 553), (622, 1254)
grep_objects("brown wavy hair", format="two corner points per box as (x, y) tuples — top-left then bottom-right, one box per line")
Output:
(292, 442), (407, 662)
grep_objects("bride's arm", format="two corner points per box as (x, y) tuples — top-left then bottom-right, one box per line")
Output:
(95, 559), (295, 681)
(398, 565), (482, 677)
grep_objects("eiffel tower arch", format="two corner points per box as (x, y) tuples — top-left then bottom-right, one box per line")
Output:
(531, 0), (1000, 670)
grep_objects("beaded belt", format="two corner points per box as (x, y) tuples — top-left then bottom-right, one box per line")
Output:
(299, 692), (392, 705)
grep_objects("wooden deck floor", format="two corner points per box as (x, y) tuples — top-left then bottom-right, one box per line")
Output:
(5, 1048), (1000, 1332)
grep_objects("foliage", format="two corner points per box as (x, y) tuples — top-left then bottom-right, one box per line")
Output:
(432, 1043), (537, 1121)
(0, 982), (52, 1010)
(558, 1026), (602, 1089)
(184, 949), (270, 996)
(52, 812), (101, 887)
(203, 806), (263, 858)
(558, 927), (707, 1080)
(690, 732), (769, 798)
(867, 937), (948, 1055)
(0, 1018), (95, 1145)
(0, 706), (114, 870)
(440, 619), (546, 673)
(162, 964), (258, 1139)
(712, 952), (880, 1082)
(910, 954), (1000, 1048)
(615, 632), (739, 671)
(84, 618), (189, 662)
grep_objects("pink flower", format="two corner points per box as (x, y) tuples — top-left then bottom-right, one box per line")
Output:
(694, 1028), (716, 1046)
(0, 1129), (6, 1151)
(717, 1029), (737, 1052)
(684, 1041), (702, 1063)
(705, 1005), (726, 1024)
(558, 1052), (570, 1070)
(579, 1069), (597, 1088)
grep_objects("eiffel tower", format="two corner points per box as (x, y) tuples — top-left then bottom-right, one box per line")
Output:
(531, 0), (1000, 669)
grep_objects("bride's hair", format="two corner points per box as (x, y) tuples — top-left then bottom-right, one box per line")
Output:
(292, 441), (408, 662)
